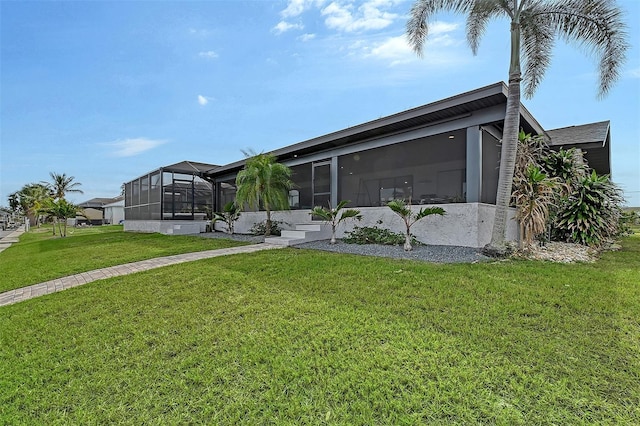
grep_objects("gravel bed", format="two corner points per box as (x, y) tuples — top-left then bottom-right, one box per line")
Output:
(295, 239), (491, 263)
(198, 232), (489, 263)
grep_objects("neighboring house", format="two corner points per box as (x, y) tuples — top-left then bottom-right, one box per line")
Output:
(103, 199), (125, 225)
(76, 196), (124, 225)
(123, 82), (612, 247)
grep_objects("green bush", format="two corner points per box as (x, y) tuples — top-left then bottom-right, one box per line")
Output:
(250, 220), (284, 236)
(553, 171), (623, 246)
(343, 224), (419, 246)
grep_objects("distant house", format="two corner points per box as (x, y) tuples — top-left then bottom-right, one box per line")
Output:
(123, 82), (612, 247)
(76, 196), (124, 225)
(103, 199), (125, 225)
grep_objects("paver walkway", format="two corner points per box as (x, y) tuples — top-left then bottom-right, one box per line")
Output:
(0, 243), (282, 307)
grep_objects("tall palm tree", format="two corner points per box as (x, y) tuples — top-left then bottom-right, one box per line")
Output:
(235, 152), (293, 236)
(47, 172), (83, 200)
(407, 0), (628, 253)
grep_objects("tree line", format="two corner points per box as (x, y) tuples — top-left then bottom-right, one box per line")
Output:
(8, 173), (83, 237)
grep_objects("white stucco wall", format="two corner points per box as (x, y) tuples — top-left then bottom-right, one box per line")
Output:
(227, 203), (518, 248)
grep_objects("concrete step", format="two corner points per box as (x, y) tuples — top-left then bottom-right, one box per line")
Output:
(280, 230), (308, 239)
(264, 236), (307, 246)
(264, 223), (332, 246)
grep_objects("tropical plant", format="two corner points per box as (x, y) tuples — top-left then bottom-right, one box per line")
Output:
(512, 165), (561, 249)
(42, 198), (80, 237)
(387, 199), (445, 251)
(46, 172), (83, 200)
(235, 152), (293, 236)
(407, 0), (628, 254)
(542, 148), (588, 196)
(213, 201), (241, 235)
(10, 183), (53, 226)
(310, 200), (362, 244)
(553, 171), (623, 246)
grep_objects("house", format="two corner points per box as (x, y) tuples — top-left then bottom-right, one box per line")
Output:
(123, 82), (612, 247)
(76, 196), (124, 225)
(103, 199), (125, 225)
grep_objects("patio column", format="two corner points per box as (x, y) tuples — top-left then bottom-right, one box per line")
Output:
(331, 156), (338, 207)
(466, 126), (482, 202)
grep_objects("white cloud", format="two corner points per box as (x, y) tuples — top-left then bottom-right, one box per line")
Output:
(355, 21), (464, 66)
(298, 33), (316, 42)
(105, 138), (167, 157)
(198, 50), (218, 59)
(281, 0), (326, 18)
(272, 20), (304, 34)
(365, 35), (416, 66)
(321, 0), (398, 32)
(198, 95), (209, 106)
(429, 21), (460, 35)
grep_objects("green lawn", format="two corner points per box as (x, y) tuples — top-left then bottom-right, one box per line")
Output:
(0, 225), (248, 293)
(0, 233), (638, 424)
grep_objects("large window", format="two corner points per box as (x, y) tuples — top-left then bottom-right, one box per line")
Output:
(339, 132), (466, 206)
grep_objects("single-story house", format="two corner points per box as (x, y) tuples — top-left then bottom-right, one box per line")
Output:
(123, 82), (612, 247)
(103, 199), (125, 225)
(75, 196), (125, 225)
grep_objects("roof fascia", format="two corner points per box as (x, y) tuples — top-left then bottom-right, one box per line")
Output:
(208, 82), (509, 177)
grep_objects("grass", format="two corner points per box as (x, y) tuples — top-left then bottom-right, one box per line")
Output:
(0, 225), (248, 293)
(0, 232), (638, 424)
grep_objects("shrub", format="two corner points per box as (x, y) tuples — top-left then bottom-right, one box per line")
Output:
(250, 220), (284, 236)
(343, 224), (418, 246)
(553, 171), (624, 246)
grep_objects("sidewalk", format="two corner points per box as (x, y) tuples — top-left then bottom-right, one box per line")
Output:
(0, 243), (283, 307)
(0, 225), (26, 253)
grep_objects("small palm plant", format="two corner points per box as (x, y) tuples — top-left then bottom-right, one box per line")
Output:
(387, 199), (445, 251)
(213, 201), (241, 234)
(310, 200), (362, 244)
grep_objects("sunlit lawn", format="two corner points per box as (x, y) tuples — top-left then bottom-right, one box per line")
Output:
(1, 230), (638, 424)
(0, 225), (248, 293)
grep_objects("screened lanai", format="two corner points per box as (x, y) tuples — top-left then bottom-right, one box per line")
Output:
(123, 161), (218, 221)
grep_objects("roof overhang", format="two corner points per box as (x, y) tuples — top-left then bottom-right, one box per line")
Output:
(206, 82), (544, 178)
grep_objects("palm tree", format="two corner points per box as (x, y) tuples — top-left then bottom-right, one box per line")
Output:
(387, 199), (445, 251)
(47, 172), (83, 200)
(13, 183), (53, 226)
(235, 152), (293, 236)
(310, 200), (362, 244)
(407, 0), (628, 254)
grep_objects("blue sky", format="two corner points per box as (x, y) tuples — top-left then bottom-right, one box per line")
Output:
(1, 0), (639, 206)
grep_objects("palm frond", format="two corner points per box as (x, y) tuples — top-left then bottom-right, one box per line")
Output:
(520, 5), (555, 98)
(530, 0), (628, 98)
(467, 0), (503, 54)
(406, 0), (476, 55)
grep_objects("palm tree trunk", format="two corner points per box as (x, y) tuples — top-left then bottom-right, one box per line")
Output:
(265, 208), (272, 236)
(488, 16), (522, 253)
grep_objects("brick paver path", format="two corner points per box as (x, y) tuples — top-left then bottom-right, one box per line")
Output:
(0, 243), (282, 307)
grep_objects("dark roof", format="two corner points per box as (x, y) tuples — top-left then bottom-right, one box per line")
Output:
(78, 196), (123, 209)
(206, 82), (544, 177)
(546, 121), (611, 175)
(546, 121), (610, 147)
(162, 161), (219, 174)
